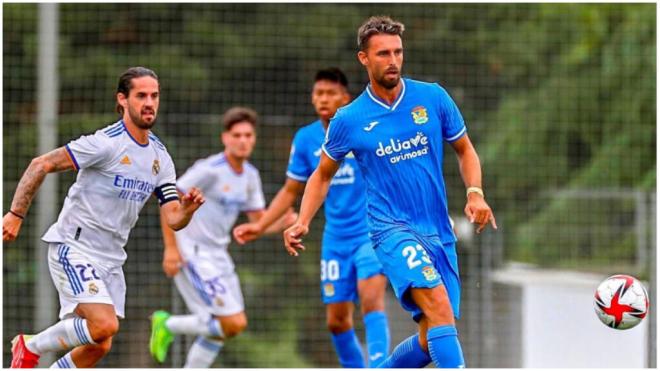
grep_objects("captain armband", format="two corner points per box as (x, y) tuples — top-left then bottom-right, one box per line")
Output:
(154, 183), (179, 206)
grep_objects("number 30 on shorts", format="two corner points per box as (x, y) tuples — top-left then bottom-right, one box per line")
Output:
(402, 244), (432, 269)
(320, 259), (339, 281)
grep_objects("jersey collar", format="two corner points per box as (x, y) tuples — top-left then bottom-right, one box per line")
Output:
(121, 120), (150, 147)
(366, 78), (406, 111)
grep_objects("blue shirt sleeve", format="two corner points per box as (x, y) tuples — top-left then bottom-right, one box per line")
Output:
(286, 130), (312, 182)
(436, 85), (467, 142)
(322, 114), (350, 162)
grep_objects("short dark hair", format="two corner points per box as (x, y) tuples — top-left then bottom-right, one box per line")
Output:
(222, 106), (258, 131)
(357, 16), (405, 51)
(315, 67), (348, 88)
(116, 67), (159, 115)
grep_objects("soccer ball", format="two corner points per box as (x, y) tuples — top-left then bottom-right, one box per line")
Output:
(593, 274), (649, 330)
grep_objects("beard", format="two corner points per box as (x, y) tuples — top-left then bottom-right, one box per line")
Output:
(128, 106), (157, 129)
(375, 70), (400, 90)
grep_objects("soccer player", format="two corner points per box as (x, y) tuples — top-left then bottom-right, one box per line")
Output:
(233, 68), (391, 368)
(283, 16), (497, 368)
(148, 107), (295, 368)
(3, 67), (205, 368)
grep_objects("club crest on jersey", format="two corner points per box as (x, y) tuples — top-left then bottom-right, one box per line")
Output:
(152, 159), (160, 175)
(422, 266), (438, 282)
(215, 297), (225, 307)
(88, 282), (99, 295)
(324, 283), (335, 297)
(411, 106), (429, 125)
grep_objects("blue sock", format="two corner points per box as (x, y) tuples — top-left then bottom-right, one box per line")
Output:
(427, 325), (465, 368)
(378, 333), (431, 368)
(364, 311), (390, 367)
(331, 328), (365, 368)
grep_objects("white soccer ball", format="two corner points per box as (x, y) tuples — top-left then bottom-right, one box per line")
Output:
(593, 274), (649, 330)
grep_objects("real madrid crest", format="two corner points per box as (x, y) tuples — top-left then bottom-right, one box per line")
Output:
(88, 282), (99, 295)
(152, 159), (160, 175)
(411, 106), (429, 125)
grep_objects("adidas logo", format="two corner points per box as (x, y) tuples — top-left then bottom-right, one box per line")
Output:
(120, 155), (132, 165)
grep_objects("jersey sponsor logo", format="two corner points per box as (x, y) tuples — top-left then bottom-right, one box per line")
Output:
(330, 163), (355, 186)
(113, 175), (155, 203)
(120, 155), (132, 165)
(411, 106), (429, 125)
(152, 159), (160, 175)
(375, 132), (430, 164)
(363, 121), (380, 131)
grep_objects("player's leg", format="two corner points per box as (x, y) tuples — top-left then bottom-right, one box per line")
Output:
(326, 302), (365, 368)
(412, 286), (464, 368)
(12, 244), (119, 368)
(412, 241), (465, 368)
(151, 259), (244, 367)
(354, 240), (390, 367)
(321, 234), (365, 368)
(372, 233), (436, 368)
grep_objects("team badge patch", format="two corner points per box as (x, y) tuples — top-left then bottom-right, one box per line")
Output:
(411, 106), (429, 125)
(323, 283), (335, 297)
(422, 266), (439, 282)
(152, 159), (160, 175)
(215, 297), (225, 307)
(88, 282), (99, 295)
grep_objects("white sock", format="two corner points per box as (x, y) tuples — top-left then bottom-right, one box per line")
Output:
(165, 314), (224, 338)
(50, 351), (76, 368)
(184, 336), (223, 368)
(26, 317), (95, 355)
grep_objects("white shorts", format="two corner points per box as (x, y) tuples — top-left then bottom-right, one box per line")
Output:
(174, 255), (244, 317)
(48, 243), (125, 319)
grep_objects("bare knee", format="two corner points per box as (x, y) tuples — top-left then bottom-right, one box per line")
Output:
(71, 338), (113, 367)
(326, 312), (353, 334)
(411, 286), (454, 327)
(358, 275), (387, 315)
(87, 316), (119, 342)
(218, 314), (247, 338)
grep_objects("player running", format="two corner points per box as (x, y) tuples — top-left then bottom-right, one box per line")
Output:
(283, 16), (496, 368)
(3, 67), (205, 368)
(148, 107), (296, 367)
(233, 68), (391, 368)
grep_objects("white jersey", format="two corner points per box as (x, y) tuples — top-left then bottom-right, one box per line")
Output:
(175, 152), (265, 271)
(42, 120), (178, 268)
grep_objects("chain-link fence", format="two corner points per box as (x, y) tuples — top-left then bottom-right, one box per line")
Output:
(3, 3), (655, 368)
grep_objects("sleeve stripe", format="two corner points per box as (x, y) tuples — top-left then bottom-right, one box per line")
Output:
(445, 126), (467, 142)
(64, 144), (80, 170)
(321, 144), (339, 162)
(286, 171), (308, 182)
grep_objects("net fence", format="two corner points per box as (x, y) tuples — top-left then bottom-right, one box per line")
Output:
(3, 3), (655, 367)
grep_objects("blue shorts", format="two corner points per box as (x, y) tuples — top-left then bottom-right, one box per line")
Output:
(375, 231), (461, 321)
(320, 232), (384, 304)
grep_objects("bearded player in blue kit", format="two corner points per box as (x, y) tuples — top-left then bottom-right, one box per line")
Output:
(283, 16), (496, 368)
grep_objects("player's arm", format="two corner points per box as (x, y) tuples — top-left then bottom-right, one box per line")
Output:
(450, 134), (497, 233)
(3, 147), (76, 242)
(159, 187), (205, 231)
(159, 206), (183, 277)
(283, 153), (339, 256)
(233, 179), (305, 244)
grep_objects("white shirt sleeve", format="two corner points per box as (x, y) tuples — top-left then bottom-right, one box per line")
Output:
(176, 160), (215, 194)
(65, 130), (113, 170)
(242, 169), (266, 212)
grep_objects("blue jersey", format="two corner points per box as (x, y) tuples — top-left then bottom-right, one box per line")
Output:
(287, 120), (369, 238)
(323, 78), (465, 244)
